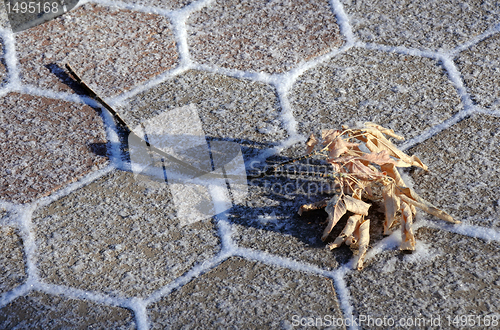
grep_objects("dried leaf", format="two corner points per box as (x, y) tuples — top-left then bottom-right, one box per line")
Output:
(344, 159), (382, 181)
(400, 202), (416, 251)
(364, 122), (404, 140)
(362, 128), (427, 170)
(322, 195), (347, 241)
(380, 163), (405, 187)
(305, 133), (318, 154)
(298, 199), (327, 216)
(328, 214), (362, 250)
(382, 183), (400, 235)
(398, 192), (460, 224)
(328, 138), (359, 159)
(321, 129), (341, 145)
(355, 219), (370, 270)
(357, 150), (409, 167)
(343, 195), (371, 215)
(293, 122), (460, 270)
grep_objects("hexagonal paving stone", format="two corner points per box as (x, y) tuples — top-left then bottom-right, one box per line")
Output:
(187, 0), (343, 74)
(0, 213), (26, 295)
(290, 47), (462, 141)
(0, 291), (135, 329)
(120, 70), (286, 145)
(33, 169), (220, 298)
(15, 3), (178, 97)
(118, 0), (193, 10)
(455, 33), (500, 110)
(407, 114), (500, 228)
(341, 0), (500, 50)
(230, 174), (357, 270)
(346, 228), (500, 328)
(148, 257), (343, 329)
(0, 92), (108, 204)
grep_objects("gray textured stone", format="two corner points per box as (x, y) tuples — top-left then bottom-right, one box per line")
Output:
(341, 0), (500, 50)
(290, 47), (462, 141)
(33, 170), (220, 298)
(408, 114), (500, 228)
(0, 291), (136, 329)
(456, 33), (500, 110)
(0, 220), (26, 295)
(120, 70), (286, 146)
(187, 0), (343, 73)
(15, 3), (178, 97)
(149, 257), (343, 329)
(0, 92), (108, 204)
(118, 0), (193, 10)
(346, 227), (500, 328)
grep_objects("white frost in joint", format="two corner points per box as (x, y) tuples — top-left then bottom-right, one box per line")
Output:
(10, 204), (40, 281)
(91, 0), (173, 16)
(329, 0), (356, 46)
(451, 24), (500, 57)
(233, 247), (332, 277)
(0, 28), (20, 87)
(101, 107), (124, 169)
(36, 165), (115, 208)
(423, 220), (500, 243)
(438, 55), (474, 110)
(145, 252), (230, 305)
(331, 266), (358, 330)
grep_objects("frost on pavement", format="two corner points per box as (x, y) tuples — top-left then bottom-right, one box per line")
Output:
(32, 170), (220, 298)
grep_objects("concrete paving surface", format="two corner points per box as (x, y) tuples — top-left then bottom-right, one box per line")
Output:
(0, 0), (499, 329)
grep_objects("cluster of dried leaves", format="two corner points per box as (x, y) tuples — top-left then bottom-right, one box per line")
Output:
(298, 122), (460, 270)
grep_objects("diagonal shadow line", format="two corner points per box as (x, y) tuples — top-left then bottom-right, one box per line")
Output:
(45, 62), (88, 96)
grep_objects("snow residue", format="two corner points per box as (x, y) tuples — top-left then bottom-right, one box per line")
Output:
(13, 205), (38, 280)
(126, 298), (150, 330)
(145, 252), (230, 305)
(0, 283), (30, 307)
(476, 108), (500, 117)
(93, 0), (173, 16)
(233, 247), (331, 277)
(425, 220), (500, 243)
(100, 108), (123, 168)
(0, 28), (20, 87)
(439, 55), (474, 109)
(36, 165), (115, 208)
(402, 241), (439, 264)
(331, 266), (358, 330)
(329, 0), (356, 46)
(18, 84), (99, 106)
(451, 23), (500, 57)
